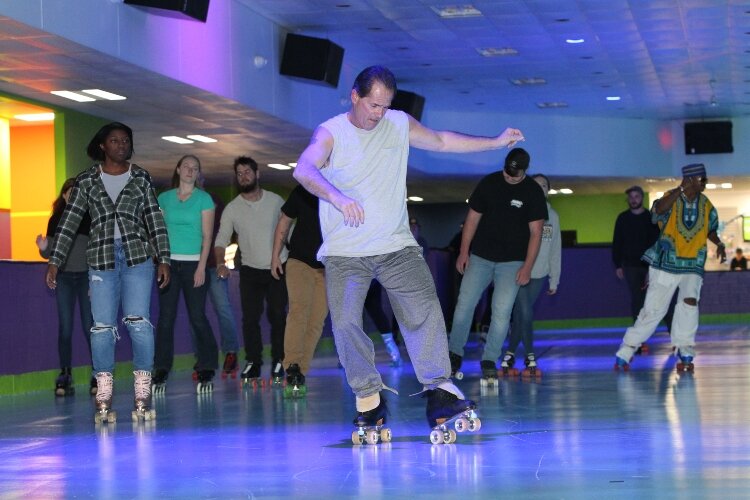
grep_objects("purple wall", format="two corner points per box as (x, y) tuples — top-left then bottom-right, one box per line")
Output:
(2, 249), (748, 376)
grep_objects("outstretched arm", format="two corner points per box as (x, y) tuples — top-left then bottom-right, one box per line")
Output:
(408, 115), (524, 153)
(293, 126), (365, 227)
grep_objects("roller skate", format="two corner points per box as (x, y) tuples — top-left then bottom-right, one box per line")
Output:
(93, 372), (116, 424)
(425, 385), (480, 444)
(196, 370), (215, 394)
(241, 361), (264, 388)
(675, 350), (695, 373)
(55, 367), (74, 397)
(521, 353), (542, 380)
(283, 363), (307, 398)
(191, 362), (199, 381)
(499, 351), (518, 377)
(613, 356), (631, 372)
(151, 368), (168, 395)
(89, 375), (98, 396)
(449, 351), (464, 380)
(635, 343), (649, 355)
(270, 359), (285, 386)
(131, 370), (156, 422)
(382, 333), (402, 367)
(352, 393), (391, 445)
(221, 352), (238, 379)
(479, 360), (498, 387)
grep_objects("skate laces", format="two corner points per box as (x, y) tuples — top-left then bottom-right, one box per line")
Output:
(95, 373), (113, 403)
(133, 371), (151, 399)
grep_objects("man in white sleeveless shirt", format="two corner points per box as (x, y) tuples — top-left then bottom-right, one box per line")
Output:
(293, 66), (524, 436)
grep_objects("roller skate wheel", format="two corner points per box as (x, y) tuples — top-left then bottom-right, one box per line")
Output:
(94, 413), (103, 424)
(221, 372), (228, 380)
(443, 429), (457, 444)
(480, 378), (487, 387)
(430, 429), (445, 445)
(365, 429), (379, 445)
(468, 418), (481, 432)
(455, 417), (468, 433)
(380, 428), (392, 443)
(352, 430), (364, 445)
(454, 371), (464, 380)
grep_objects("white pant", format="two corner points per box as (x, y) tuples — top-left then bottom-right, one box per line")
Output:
(616, 268), (703, 361)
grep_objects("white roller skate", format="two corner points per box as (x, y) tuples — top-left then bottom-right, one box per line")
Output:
(196, 369), (214, 394)
(521, 353), (542, 380)
(499, 351), (519, 377)
(132, 370), (156, 422)
(241, 361), (264, 389)
(94, 372), (117, 424)
(479, 360), (498, 387)
(151, 369), (168, 395)
(425, 385), (480, 444)
(352, 393), (391, 445)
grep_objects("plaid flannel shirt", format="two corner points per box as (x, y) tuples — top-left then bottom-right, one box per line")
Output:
(49, 163), (170, 271)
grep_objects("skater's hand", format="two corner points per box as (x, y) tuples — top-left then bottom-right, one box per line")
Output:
(217, 264), (230, 279)
(271, 255), (284, 280)
(193, 265), (206, 288)
(716, 243), (727, 263)
(516, 265), (532, 286)
(615, 267), (624, 280)
(456, 252), (469, 274)
(46, 264), (59, 290)
(157, 263), (171, 289)
(546, 288), (557, 296)
(35, 234), (48, 251)
(332, 192), (364, 228)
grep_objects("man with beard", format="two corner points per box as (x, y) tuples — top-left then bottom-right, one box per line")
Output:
(214, 156), (288, 386)
(612, 185), (660, 321)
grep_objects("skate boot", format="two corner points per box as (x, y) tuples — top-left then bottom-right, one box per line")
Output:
(521, 353), (542, 380)
(352, 392), (391, 445)
(131, 370), (156, 422)
(636, 343), (650, 355)
(283, 363), (307, 398)
(191, 362), (199, 382)
(93, 372), (116, 424)
(613, 356), (631, 372)
(449, 351), (464, 380)
(499, 351), (518, 377)
(55, 367), (74, 397)
(479, 360), (498, 387)
(382, 333), (402, 367)
(89, 375), (98, 396)
(425, 384), (480, 444)
(270, 359), (285, 386)
(241, 361), (263, 388)
(151, 368), (168, 395)
(196, 370), (215, 394)
(675, 350), (695, 373)
(221, 352), (238, 379)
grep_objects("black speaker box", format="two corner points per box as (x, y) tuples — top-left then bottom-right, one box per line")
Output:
(280, 34), (344, 88)
(124, 0), (209, 22)
(391, 90), (425, 121)
(684, 121), (733, 155)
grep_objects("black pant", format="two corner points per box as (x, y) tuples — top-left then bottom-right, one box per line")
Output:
(239, 266), (287, 364)
(155, 260), (218, 372)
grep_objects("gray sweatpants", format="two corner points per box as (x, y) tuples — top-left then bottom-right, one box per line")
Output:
(323, 247), (452, 398)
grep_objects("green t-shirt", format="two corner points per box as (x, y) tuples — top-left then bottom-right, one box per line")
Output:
(158, 188), (214, 258)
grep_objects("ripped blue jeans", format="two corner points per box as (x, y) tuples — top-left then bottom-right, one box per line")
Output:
(89, 241), (155, 374)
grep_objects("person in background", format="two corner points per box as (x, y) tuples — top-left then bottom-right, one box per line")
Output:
(730, 248), (747, 271)
(36, 178), (95, 397)
(46, 122), (170, 423)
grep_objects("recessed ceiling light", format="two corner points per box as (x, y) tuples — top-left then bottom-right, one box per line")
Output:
(186, 135), (217, 143)
(566, 38), (585, 44)
(548, 189), (559, 195)
(268, 163), (293, 170)
(559, 188), (573, 194)
(606, 96), (621, 101)
(431, 5), (483, 18)
(407, 196), (424, 202)
(705, 183), (717, 190)
(14, 113), (55, 121)
(81, 89), (126, 100)
(477, 47), (519, 57)
(537, 102), (569, 109)
(510, 77), (547, 86)
(720, 182), (733, 189)
(162, 136), (194, 144)
(50, 90), (96, 102)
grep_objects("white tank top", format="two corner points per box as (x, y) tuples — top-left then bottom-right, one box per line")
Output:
(317, 110), (418, 258)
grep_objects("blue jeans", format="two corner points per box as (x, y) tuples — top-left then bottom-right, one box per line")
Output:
(56, 271), (93, 369)
(189, 268), (239, 353)
(89, 241), (155, 374)
(508, 277), (545, 354)
(448, 254), (523, 362)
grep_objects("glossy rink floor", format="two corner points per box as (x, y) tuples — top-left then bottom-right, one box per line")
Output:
(2, 325), (749, 499)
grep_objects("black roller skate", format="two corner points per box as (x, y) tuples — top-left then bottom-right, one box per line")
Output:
(196, 370), (215, 394)
(191, 362), (199, 381)
(283, 363), (307, 398)
(352, 393), (391, 445)
(521, 353), (542, 380)
(151, 368), (168, 395)
(221, 352), (238, 379)
(94, 372), (116, 424)
(270, 360), (285, 386)
(241, 361), (263, 388)
(425, 386), (480, 444)
(675, 350), (695, 373)
(479, 360), (498, 387)
(499, 351), (518, 377)
(132, 370), (156, 422)
(55, 367), (74, 397)
(449, 351), (464, 380)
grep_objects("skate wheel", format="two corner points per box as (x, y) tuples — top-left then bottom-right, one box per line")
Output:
(365, 429), (379, 445)
(108, 411), (117, 423)
(479, 378), (487, 387)
(468, 418), (481, 432)
(443, 429), (457, 444)
(55, 388), (66, 397)
(380, 428), (392, 443)
(94, 413), (103, 424)
(145, 410), (155, 421)
(454, 417), (468, 433)
(192, 371), (198, 381)
(352, 430), (363, 445)
(454, 371), (464, 380)
(430, 429), (444, 444)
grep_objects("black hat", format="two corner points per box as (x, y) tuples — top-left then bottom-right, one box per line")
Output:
(504, 148), (530, 171)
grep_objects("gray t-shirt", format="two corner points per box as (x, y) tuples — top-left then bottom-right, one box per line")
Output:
(100, 166), (131, 241)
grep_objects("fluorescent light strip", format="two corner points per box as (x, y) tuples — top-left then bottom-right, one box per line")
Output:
(162, 136), (194, 144)
(721, 183), (733, 189)
(50, 90), (96, 102)
(606, 96), (621, 101)
(81, 89), (126, 100)
(559, 188), (573, 194)
(566, 38), (585, 44)
(268, 163), (292, 170)
(14, 113), (55, 121)
(407, 196), (424, 202)
(288, 163), (297, 168)
(186, 135), (217, 143)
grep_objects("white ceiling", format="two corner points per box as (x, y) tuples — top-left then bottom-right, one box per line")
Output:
(1, 1), (750, 200)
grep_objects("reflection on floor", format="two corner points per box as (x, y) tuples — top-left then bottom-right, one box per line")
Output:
(1, 325), (749, 498)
